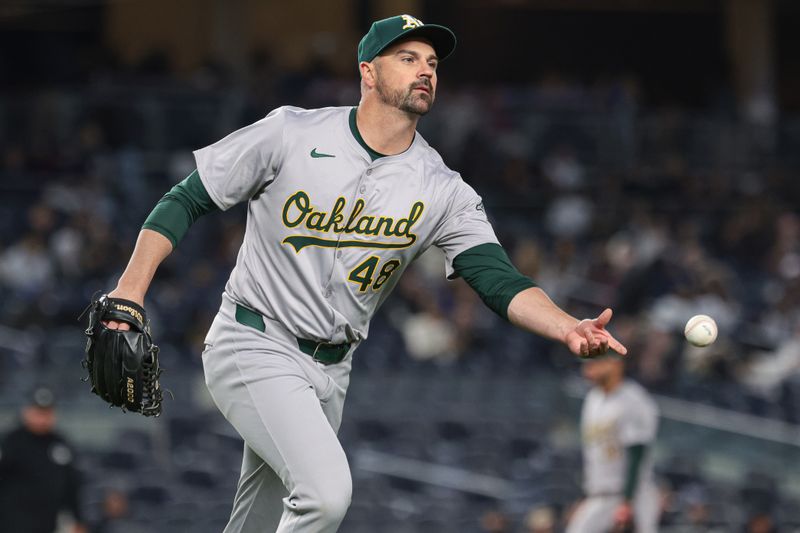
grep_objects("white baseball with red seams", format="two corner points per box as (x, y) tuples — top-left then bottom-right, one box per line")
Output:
(684, 314), (718, 347)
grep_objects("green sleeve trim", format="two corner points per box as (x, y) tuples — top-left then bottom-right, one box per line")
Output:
(142, 169), (218, 248)
(624, 443), (647, 500)
(452, 242), (537, 321)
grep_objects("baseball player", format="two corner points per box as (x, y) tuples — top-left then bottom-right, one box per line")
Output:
(567, 355), (660, 533)
(105, 14), (627, 533)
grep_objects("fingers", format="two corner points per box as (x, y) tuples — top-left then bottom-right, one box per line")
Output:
(579, 339), (588, 357)
(607, 334), (627, 356)
(577, 339), (589, 357)
(571, 330), (623, 358)
(567, 333), (589, 357)
(589, 308), (628, 356)
(572, 326), (601, 357)
(584, 328), (596, 348)
(585, 332), (624, 357)
(593, 308), (613, 328)
(569, 309), (628, 357)
(102, 320), (131, 331)
(597, 337), (609, 354)
(586, 342), (608, 357)
(578, 322), (607, 355)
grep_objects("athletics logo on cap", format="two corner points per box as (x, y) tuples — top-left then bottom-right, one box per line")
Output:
(400, 14), (423, 29)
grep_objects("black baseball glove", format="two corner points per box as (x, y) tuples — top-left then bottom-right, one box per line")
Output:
(82, 294), (164, 417)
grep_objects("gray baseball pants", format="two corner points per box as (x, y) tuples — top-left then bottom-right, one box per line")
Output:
(566, 484), (660, 533)
(202, 293), (355, 532)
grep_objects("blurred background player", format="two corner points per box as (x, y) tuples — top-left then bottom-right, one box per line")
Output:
(0, 387), (87, 533)
(567, 355), (660, 533)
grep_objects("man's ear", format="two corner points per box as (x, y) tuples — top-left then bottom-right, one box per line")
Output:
(359, 60), (376, 87)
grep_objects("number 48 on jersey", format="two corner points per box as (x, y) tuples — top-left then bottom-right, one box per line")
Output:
(348, 257), (401, 292)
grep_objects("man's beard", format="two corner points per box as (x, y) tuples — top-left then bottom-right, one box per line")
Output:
(375, 76), (434, 116)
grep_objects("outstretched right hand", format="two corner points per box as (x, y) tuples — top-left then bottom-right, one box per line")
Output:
(564, 308), (628, 358)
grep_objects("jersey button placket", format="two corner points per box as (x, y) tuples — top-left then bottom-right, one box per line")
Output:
(360, 168), (372, 194)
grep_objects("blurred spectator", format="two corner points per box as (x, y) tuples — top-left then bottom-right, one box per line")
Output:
(739, 323), (800, 401)
(523, 505), (556, 533)
(0, 233), (54, 293)
(744, 512), (778, 533)
(678, 483), (715, 532)
(542, 145), (586, 191)
(0, 387), (87, 533)
(479, 509), (511, 532)
(90, 488), (147, 533)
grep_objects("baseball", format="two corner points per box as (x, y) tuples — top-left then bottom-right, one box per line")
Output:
(684, 315), (718, 347)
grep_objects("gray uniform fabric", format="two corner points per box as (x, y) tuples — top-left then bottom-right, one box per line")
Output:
(204, 294), (354, 532)
(194, 105), (499, 532)
(194, 105), (498, 344)
(581, 381), (658, 496)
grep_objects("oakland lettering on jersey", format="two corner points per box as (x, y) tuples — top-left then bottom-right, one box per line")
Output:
(281, 190), (424, 252)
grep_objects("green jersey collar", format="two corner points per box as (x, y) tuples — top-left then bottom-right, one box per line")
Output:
(349, 107), (387, 162)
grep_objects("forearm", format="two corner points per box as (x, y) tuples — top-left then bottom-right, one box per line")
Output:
(507, 287), (579, 343)
(453, 244), (625, 357)
(111, 229), (173, 302)
(111, 171), (216, 303)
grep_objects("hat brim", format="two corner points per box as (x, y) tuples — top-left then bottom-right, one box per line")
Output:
(375, 24), (457, 62)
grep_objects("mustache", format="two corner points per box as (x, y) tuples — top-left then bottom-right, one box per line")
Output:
(410, 80), (432, 91)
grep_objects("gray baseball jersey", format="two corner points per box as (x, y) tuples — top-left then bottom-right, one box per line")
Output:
(581, 379), (658, 496)
(194, 105), (498, 344)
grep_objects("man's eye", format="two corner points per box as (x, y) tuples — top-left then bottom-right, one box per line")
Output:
(402, 57), (414, 63)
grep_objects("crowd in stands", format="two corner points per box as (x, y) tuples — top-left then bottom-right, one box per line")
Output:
(3, 51), (799, 415)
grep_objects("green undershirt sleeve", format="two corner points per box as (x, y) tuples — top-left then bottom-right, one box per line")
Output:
(624, 443), (647, 500)
(452, 243), (537, 321)
(142, 169), (219, 248)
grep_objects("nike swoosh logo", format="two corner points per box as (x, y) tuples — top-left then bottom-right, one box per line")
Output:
(310, 148), (336, 158)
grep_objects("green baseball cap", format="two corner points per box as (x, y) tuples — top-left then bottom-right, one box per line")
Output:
(358, 14), (457, 63)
